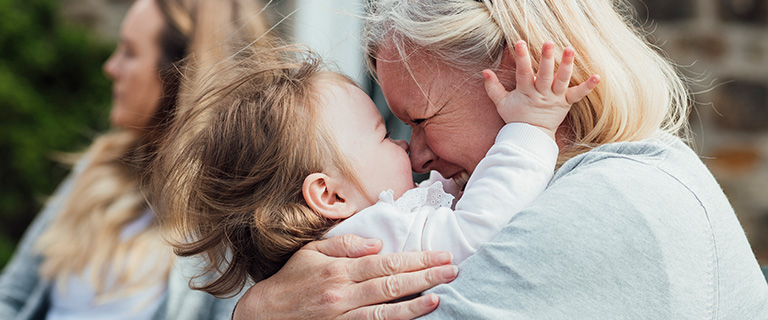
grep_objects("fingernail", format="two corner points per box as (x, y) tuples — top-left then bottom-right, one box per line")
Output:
(422, 293), (438, 307)
(481, 72), (488, 80)
(441, 265), (458, 280)
(364, 238), (381, 248)
(436, 252), (453, 264)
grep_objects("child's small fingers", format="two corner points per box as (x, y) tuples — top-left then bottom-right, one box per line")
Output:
(552, 48), (576, 95)
(535, 41), (556, 93)
(481, 69), (507, 105)
(514, 40), (534, 91)
(566, 74), (600, 105)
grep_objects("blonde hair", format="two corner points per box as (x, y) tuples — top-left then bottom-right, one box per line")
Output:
(34, 0), (269, 302)
(365, 0), (691, 162)
(152, 45), (360, 297)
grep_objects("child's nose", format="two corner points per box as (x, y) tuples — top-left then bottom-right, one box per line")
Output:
(393, 139), (409, 152)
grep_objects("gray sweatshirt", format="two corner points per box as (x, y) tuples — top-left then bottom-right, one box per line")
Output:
(424, 134), (768, 319)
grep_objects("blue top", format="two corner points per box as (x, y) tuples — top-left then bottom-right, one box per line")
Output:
(0, 159), (240, 320)
(423, 134), (768, 319)
(48, 210), (167, 320)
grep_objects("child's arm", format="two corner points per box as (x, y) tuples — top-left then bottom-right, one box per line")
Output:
(325, 123), (556, 263)
(327, 42), (598, 263)
(436, 41), (600, 259)
(449, 40), (602, 237)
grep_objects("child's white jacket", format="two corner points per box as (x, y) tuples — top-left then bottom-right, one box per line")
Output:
(326, 123), (558, 264)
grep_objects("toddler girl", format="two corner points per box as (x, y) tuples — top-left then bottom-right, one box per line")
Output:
(153, 42), (598, 296)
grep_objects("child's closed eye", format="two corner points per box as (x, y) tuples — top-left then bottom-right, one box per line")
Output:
(384, 130), (392, 140)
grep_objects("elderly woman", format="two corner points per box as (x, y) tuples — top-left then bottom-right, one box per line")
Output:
(234, 0), (768, 319)
(0, 0), (268, 318)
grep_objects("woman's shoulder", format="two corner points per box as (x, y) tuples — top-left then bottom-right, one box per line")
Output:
(547, 133), (724, 223)
(530, 134), (711, 229)
(524, 134), (768, 316)
(164, 256), (242, 319)
(553, 133), (714, 196)
(558, 133), (695, 175)
(527, 133), (727, 262)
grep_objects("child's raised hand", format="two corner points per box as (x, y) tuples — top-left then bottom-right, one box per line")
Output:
(482, 40), (600, 140)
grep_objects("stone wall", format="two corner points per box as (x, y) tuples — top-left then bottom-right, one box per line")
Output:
(61, 0), (132, 40)
(60, 0), (768, 264)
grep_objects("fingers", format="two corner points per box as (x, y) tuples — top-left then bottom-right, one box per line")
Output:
(552, 47), (575, 95)
(339, 293), (439, 320)
(306, 234), (383, 258)
(535, 41), (556, 93)
(481, 69), (507, 106)
(349, 251), (453, 282)
(513, 40), (534, 92)
(352, 265), (458, 307)
(566, 74), (600, 105)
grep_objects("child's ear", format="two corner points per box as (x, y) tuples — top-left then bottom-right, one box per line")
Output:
(302, 173), (356, 220)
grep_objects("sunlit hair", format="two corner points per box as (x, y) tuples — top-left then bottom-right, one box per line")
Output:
(34, 0), (269, 303)
(365, 0), (691, 163)
(151, 45), (360, 297)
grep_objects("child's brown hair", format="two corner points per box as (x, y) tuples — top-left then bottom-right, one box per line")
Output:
(152, 45), (361, 297)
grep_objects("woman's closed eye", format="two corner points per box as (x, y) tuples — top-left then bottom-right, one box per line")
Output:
(120, 41), (136, 59)
(411, 118), (426, 125)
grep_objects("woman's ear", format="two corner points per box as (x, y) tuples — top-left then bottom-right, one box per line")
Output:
(496, 43), (517, 90)
(302, 173), (356, 220)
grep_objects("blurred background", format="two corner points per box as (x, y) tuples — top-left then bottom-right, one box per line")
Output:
(0, 0), (766, 268)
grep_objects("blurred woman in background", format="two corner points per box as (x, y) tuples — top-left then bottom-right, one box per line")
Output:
(0, 0), (268, 318)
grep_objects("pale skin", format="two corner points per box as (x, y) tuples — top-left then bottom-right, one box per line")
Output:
(302, 80), (415, 219)
(234, 42), (598, 319)
(484, 40), (600, 139)
(102, 0), (164, 132)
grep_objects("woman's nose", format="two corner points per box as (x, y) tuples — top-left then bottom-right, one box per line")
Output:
(103, 52), (119, 80)
(408, 129), (436, 174)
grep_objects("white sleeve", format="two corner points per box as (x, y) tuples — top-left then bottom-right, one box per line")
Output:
(325, 123), (558, 263)
(424, 123), (558, 260)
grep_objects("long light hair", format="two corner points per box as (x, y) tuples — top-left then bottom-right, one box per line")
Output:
(151, 45), (360, 297)
(34, 0), (269, 302)
(365, 0), (691, 163)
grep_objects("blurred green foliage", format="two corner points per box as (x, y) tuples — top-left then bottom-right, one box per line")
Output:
(0, 0), (113, 266)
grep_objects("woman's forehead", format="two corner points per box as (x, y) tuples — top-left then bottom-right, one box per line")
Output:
(377, 49), (470, 113)
(120, 0), (165, 51)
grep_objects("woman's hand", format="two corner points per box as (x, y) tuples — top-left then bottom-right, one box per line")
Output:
(233, 234), (457, 320)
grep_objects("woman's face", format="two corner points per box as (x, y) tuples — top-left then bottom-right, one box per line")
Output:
(376, 45), (506, 188)
(103, 0), (165, 131)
